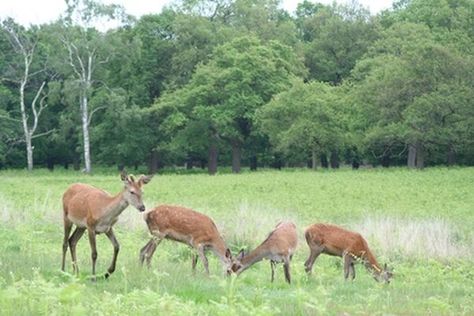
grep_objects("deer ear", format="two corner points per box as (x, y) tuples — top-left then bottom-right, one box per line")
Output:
(225, 248), (232, 259)
(384, 263), (388, 270)
(139, 175), (153, 186)
(121, 170), (131, 184)
(237, 249), (245, 260)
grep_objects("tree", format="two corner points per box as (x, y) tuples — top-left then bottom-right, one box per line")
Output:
(106, 11), (177, 106)
(352, 22), (474, 167)
(55, 0), (128, 173)
(258, 79), (343, 169)
(0, 19), (54, 171)
(296, 2), (378, 84)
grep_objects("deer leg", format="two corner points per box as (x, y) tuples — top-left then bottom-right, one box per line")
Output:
(139, 237), (161, 267)
(304, 246), (323, 274)
(139, 239), (153, 265)
(104, 228), (120, 279)
(68, 227), (86, 274)
(87, 228), (98, 281)
(283, 257), (291, 284)
(62, 220), (73, 271)
(197, 244), (209, 275)
(191, 254), (198, 273)
(343, 253), (352, 280)
(350, 262), (356, 280)
(270, 260), (276, 282)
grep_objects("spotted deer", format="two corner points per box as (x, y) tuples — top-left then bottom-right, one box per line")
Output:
(139, 205), (233, 275)
(231, 221), (298, 284)
(304, 223), (393, 283)
(61, 170), (152, 280)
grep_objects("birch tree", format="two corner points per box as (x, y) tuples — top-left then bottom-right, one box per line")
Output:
(1, 19), (52, 171)
(58, 0), (127, 173)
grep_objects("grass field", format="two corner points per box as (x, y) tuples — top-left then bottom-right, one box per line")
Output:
(0, 167), (473, 315)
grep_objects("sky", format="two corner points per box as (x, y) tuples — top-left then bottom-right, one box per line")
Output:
(0, 0), (394, 27)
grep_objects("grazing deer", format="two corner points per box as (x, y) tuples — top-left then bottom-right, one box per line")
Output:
(139, 205), (233, 275)
(231, 221), (298, 284)
(61, 170), (153, 280)
(304, 223), (393, 283)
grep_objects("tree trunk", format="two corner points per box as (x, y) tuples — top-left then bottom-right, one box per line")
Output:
(81, 92), (92, 174)
(250, 155), (257, 171)
(20, 77), (33, 171)
(408, 142), (425, 169)
(407, 144), (416, 168)
(25, 135), (33, 171)
(208, 140), (218, 175)
(415, 142), (424, 169)
(73, 156), (81, 171)
(381, 153), (390, 167)
(320, 153), (328, 168)
(148, 150), (159, 174)
(47, 157), (54, 171)
(330, 151), (339, 169)
(447, 145), (456, 166)
(231, 140), (241, 174)
(311, 148), (317, 170)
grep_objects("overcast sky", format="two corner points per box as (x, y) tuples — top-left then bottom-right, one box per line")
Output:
(0, 0), (393, 27)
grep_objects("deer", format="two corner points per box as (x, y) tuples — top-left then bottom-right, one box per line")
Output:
(231, 221), (298, 284)
(139, 205), (233, 275)
(61, 170), (153, 280)
(304, 223), (393, 283)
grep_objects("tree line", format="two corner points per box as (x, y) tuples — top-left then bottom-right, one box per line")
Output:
(1, 0), (473, 174)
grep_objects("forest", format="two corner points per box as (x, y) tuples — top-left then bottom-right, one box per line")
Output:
(1, 0), (473, 174)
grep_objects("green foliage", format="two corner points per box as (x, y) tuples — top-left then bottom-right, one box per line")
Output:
(297, 2), (379, 84)
(352, 21), (474, 166)
(1, 0), (473, 170)
(259, 79), (344, 163)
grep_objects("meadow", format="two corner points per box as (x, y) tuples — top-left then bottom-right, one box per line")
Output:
(0, 167), (473, 315)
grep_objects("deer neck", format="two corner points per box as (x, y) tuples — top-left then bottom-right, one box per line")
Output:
(210, 238), (230, 265)
(360, 250), (382, 275)
(348, 250), (382, 275)
(240, 244), (269, 272)
(101, 190), (129, 220)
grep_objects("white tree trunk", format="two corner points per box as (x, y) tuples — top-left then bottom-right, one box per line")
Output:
(81, 92), (91, 173)
(19, 79), (33, 171)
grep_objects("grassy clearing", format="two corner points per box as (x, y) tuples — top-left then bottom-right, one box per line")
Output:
(0, 167), (473, 315)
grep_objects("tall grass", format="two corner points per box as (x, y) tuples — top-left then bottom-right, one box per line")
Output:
(0, 167), (473, 315)
(355, 216), (473, 261)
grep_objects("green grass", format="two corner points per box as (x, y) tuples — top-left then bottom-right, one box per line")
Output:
(0, 167), (473, 315)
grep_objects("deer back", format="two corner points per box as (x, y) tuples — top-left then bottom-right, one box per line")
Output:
(63, 183), (116, 221)
(306, 223), (379, 260)
(146, 205), (224, 247)
(262, 221), (298, 256)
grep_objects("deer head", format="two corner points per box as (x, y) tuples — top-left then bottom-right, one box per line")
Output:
(224, 248), (233, 275)
(375, 263), (393, 283)
(120, 170), (153, 212)
(230, 249), (246, 274)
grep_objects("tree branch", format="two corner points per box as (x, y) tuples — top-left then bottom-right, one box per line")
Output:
(31, 129), (55, 139)
(88, 106), (106, 125)
(29, 81), (47, 136)
(61, 37), (83, 79)
(0, 114), (22, 122)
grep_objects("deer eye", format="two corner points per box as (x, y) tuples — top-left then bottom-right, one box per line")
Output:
(130, 191), (135, 195)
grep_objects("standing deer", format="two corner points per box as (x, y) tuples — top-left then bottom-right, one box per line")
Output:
(231, 221), (298, 284)
(61, 170), (153, 280)
(304, 223), (393, 283)
(139, 205), (233, 275)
